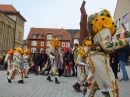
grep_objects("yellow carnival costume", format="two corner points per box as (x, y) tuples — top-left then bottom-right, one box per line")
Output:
(4, 49), (13, 75)
(46, 36), (63, 84)
(81, 9), (130, 97)
(7, 47), (24, 83)
(23, 50), (30, 78)
(73, 45), (88, 92)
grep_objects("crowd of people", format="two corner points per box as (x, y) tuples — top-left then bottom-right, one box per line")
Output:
(111, 45), (130, 81)
(0, 40), (129, 97)
(0, 42), (80, 84)
(1, 8), (130, 97)
(29, 46), (77, 78)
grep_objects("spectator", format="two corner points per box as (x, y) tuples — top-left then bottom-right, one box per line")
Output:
(112, 51), (119, 79)
(60, 48), (65, 76)
(63, 47), (73, 77)
(1, 54), (5, 65)
(33, 50), (41, 75)
(0, 54), (5, 70)
(28, 53), (35, 73)
(117, 45), (129, 81)
(40, 50), (48, 71)
(109, 53), (113, 67)
(128, 45), (130, 66)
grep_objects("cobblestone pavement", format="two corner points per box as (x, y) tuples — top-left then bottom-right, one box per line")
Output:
(0, 66), (130, 97)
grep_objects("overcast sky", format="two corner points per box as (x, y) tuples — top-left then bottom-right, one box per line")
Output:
(1, 0), (117, 39)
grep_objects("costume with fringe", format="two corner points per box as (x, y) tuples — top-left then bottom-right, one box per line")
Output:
(46, 37), (63, 84)
(7, 47), (24, 83)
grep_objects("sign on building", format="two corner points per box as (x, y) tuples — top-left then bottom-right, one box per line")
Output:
(122, 12), (129, 33)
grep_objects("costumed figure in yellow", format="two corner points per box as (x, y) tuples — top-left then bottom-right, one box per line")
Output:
(73, 39), (98, 94)
(7, 47), (24, 83)
(46, 36), (63, 84)
(73, 43), (79, 77)
(23, 49), (30, 78)
(81, 9), (130, 97)
(73, 46), (88, 92)
(4, 49), (14, 75)
(81, 38), (98, 97)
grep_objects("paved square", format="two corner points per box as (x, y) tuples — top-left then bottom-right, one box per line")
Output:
(0, 66), (130, 97)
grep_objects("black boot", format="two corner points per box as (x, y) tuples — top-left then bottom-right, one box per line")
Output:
(47, 76), (53, 82)
(25, 76), (29, 78)
(75, 72), (77, 77)
(55, 78), (60, 84)
(21, 80), (25, 83)
(71, 73), (75, 76)
(83, 82), (89, 95)
(18, 80), (24, 84)
(8, 78), (12, 83)
(77, 84), (82, 92)
(102, 91), (110, 97)
(7, 72), (9, 75)
(73, 82), (79, 92)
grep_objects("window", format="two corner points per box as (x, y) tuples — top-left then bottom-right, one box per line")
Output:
(58, 35), (62, 39)
(31, 41), (37, 46)
(62, 42), (65, 47)
(116, 19), (120, 29)
(47, 41), (50, 46)
(41, 41), (44, 46)
(31, 48), (36, 53)
(38, 35), (42, 39)
(47, 35), (52, 40)
(73, 39), (79, 44)
(66, 42), (70, 47)
(33, 34), (36, 38)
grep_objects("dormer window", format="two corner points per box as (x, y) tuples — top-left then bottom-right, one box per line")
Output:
(33, 34), (36, 38)
(58, 35), (62, 39)
(47, 34), (52, 40)
(38, 35), (42, 39)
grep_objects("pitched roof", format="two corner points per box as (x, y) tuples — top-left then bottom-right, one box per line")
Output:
(66, 29), (80, 36)
(28, 28), (71, 41)
(0, 4), (17, 13)
(73, 32), (80, 39)
(0, 4), (26, 21)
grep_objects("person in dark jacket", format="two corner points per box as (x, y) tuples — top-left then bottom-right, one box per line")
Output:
(117, 45), (129, 81)
(112, 51), (119, 79)
(40, 50), (48, 71)
(63, 47), (73, 77)
(33, 50), (41, 75)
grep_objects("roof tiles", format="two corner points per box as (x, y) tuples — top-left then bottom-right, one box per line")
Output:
(28, 28), (71, 41)
(74, 32), (80, 38)
(0, 4), (17, 13)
